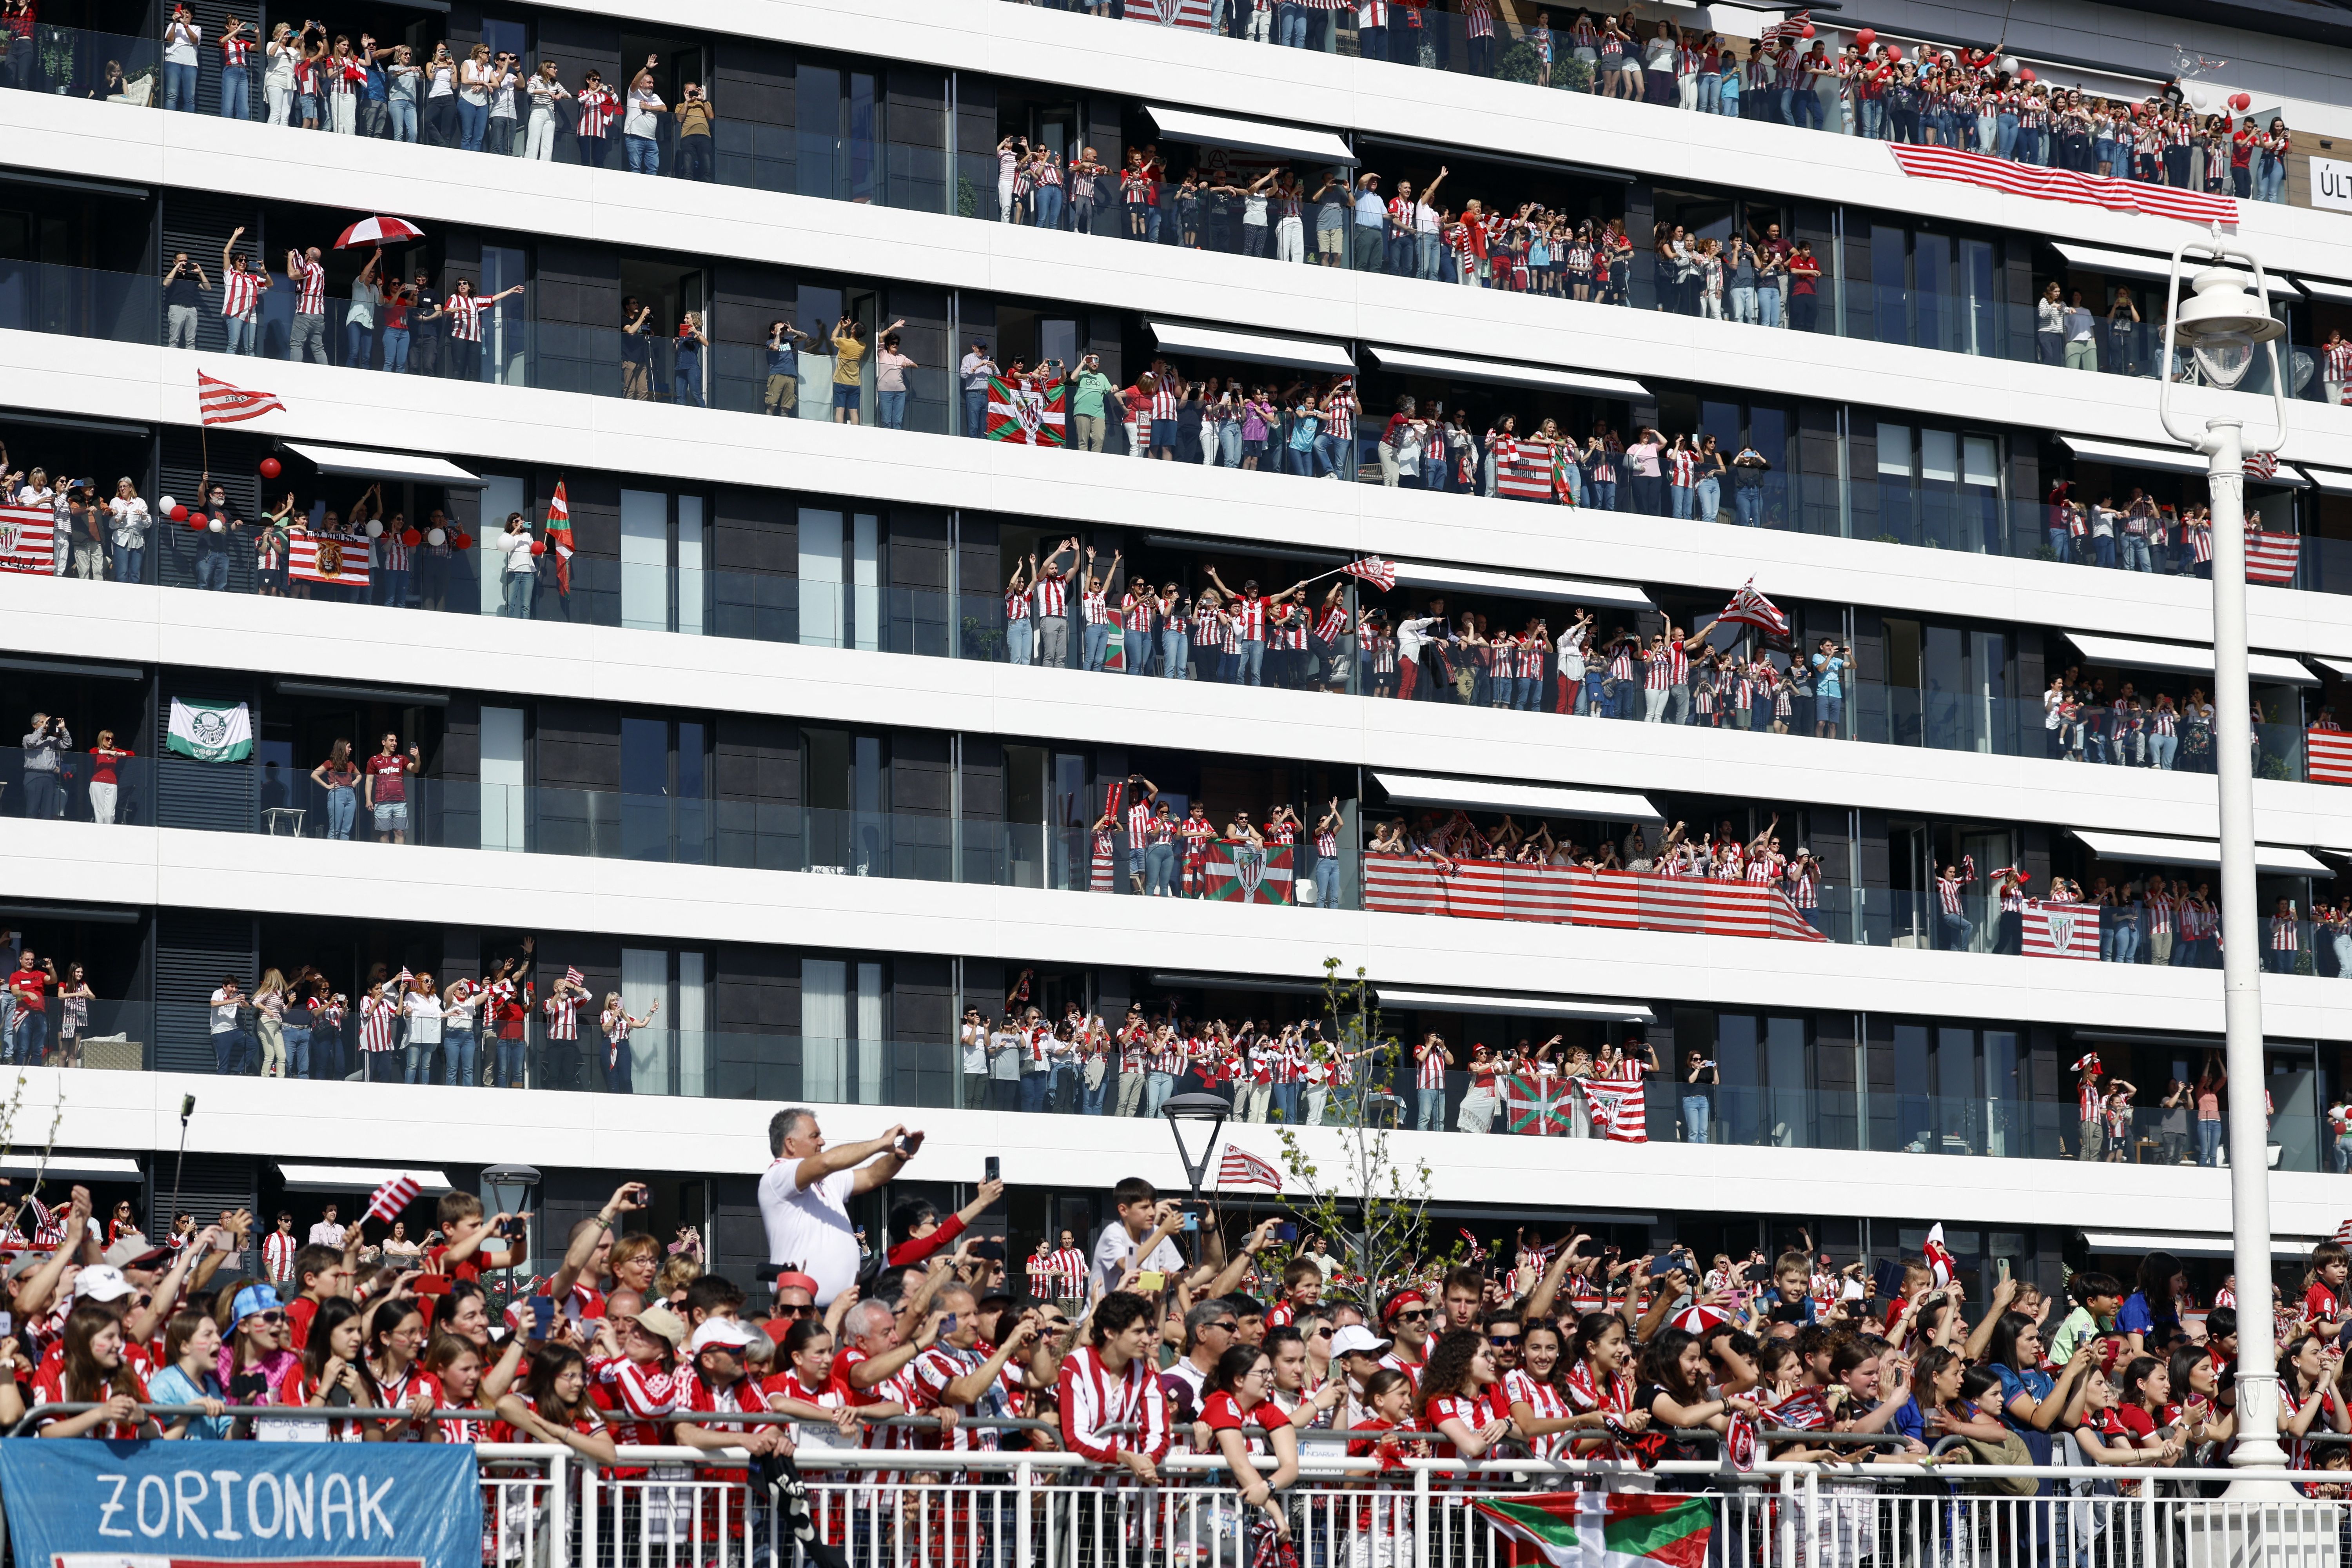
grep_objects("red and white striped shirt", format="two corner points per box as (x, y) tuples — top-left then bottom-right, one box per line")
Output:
(1150, 1036), (1185, 1076)
(2272, 916), (2299, 952)
(1313, 603), (1349, 644)
(1416, 1041), (1447, 1090)
(292, 256), (325, 315)
(445, 294), (486, 343)
(1936, 875), (1965, 917)
(1230, 595), (1268, 641)
(1148, 385), (1179, 421)
(595, 1356), (679, 1448)
(1004, 587), (1029, 622)
(908, 1345), (996, 1452)
(576, 84), (617, 137)
(222, 267), (265, 318)
(543, 992), (579, 1040)
(1057, 1346), (1171, 1471)
(222, 34), (250, 66)
(1126, 799), (1152, 844)
(1033, 573), (1069, 618)
(1082, 590), (1110, 625)
(360, 994), (400, 1053)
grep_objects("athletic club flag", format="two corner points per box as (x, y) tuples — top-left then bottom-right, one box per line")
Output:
(565, 966), (585, 986)
(1471, 1492), (1714, 1568)
(2335, 1216), (2352, 1244)
(545, 480), (575, 596)
(2245, 530), (2300, 585)
(1760, 9), (1811, 41)
(289, 532), (371, 587)
(196, 370), (287, 426)
(1886, 143), (2237, 226)
(1714, 579), (1789, 641)
(2308, 728), (2352, 786)
(1217, 1145), (1282, 1192)
(1201, 842), (1295, 904)
(1922, 1223), (1956, 1287)
(1344, 556), (1398, 592)
(1124, 0), (1212, 25)
(0, 503), (56, 573)
(2244, 451), (2279, 480)
(365, 1175), (421, 1225)
(984, 374), (1067, 446)
(2023, 902), (2102, 960)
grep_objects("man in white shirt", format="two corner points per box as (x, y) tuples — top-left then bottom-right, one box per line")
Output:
(1088, 1176), (1186, 1295)
(757, 1107), (921, 1306)
(306, 1203), (347, 1249)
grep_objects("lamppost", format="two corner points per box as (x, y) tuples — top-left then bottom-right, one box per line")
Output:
(2156, 234), (2288, 1489)
(1163, 1092), (1230, 1266)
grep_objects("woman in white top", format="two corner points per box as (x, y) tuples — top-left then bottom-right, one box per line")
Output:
(523, 61), (570, 160)
(383, 44), (420, 142)
(623, 66), (664, 175)
(495, 512), (537, 619)
(262, 22), (298, 124)
(401, 973), (444, 1085)
(455, 42), (493, 152)
(107, 477), (151, 584)
(420, 42), (457, 148)
(439, 978), (480, 1087)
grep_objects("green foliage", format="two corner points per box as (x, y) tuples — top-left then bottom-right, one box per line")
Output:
(1497, 41), (1542, 84)
(1555, 56), (1597, 93)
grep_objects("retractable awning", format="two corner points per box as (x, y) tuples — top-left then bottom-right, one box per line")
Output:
(1143, 105), (1354, 165)
(0, 1153), (142, 1181)
(2058, 433), (2305, 485)
(1365, 346), (1647, 399)
(2049, 242), (2174, 282)
(1373, 989), (1655, 1023)
(2316, 657), (2352, 680)
(1370, 771), (1661, 821)
(1146, 320), (1354, 374)
(275, 1163), (455, 1193)
(2290, 276), (2352, 307)
(285, 443), (485, 487)
(2299, 466), (2352, 497)
(1386, 560), (1653, 612)
(2070, 829), (2329, 877)
(2081, 1231), (2324, 1260)
(2060, 631), (2318, 686)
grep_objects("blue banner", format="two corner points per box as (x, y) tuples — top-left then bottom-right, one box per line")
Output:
(0, 1439), (481, 1568)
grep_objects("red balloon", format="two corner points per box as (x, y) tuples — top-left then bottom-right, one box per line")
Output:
(452, 531), (473, 550)
(2018, 65), (2034, 81)
(258, 456), (281, 480)
(1885, 44), (1902, 61)
(1854, 26), (1875, 47)
(2229, 91), (2251, 112)
(400, 528), (422, 547)
(171, 504), (190, 522)
(1798, 21), (1813, 37)
(528, 541), (546, 557)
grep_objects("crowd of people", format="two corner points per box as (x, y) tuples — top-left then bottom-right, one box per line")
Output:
(7, 1146), (2340, 1553)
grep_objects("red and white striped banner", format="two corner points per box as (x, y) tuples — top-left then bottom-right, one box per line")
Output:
(1362, 854), (1827, 943)
(0, 504), (55, 573)
(1124, 0), (1212, 25)
(1091, 849), (1118, 893)
(1886, 144), (2238, 226)
(2309, 728), (2352, 786)
(2021, 902), (2102, 961)
(2245, 532), (2300, 586)
(1492, 437), (1568, 504)
(289, 534), (371, 587)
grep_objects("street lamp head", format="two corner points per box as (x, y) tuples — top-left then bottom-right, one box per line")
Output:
(1163, 1093), (1232, 1123)
(1162, 1093), (1232, 1197)
(2174, 265), (2285, 390)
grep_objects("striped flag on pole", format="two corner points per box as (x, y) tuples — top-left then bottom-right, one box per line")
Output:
(197, 370), (288, 426)
(2244, 451), (2278, 479)
(1217, 1145), (1283, 1192)
(566, 966), (585, 986)
(546, 479), (575, 596)
(1761, 9), (1811, 42)
(1344, 556), (1397, 592)
(365, 1176), (421, 1225)
(1714, 579), (1789, 640)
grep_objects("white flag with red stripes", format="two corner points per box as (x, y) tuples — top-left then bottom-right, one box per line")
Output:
(1344, 556), (1397, 592)
(197, 370), (288, 426)
(1217, 1145), (1283, 1192)
(1715, 579), (1790, 641)
(365, 1176), (421, 1225)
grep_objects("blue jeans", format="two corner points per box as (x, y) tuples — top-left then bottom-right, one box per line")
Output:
(1416, 1087), (1444, 1130)
(1588, 479), (1616, 511)
(456, 96), (487, 151)
(1082, 1067), (1107, 1115)
(2047, 526), (2070, 561)
(1313, 857), (1340, 908)
(283, 1025), (311, 1079)
(442, 1028), (476, 1086)
(1007, 618), (1032, 665)
(345, 320), (373, 368)
(382, 327), (410, 372)
(225, 314), (256, 354)
(389, 97), (417, 140)
(1082, 622), (1110, 671)
(1020, 1073), (1049, 1114)
(877, 388), (907, 428)
(624, 134), (658, 174)
(405, 1038), (436, 1083)
(503, 572), (534, 617)
(1759, 285), (1782, 327)
(1681, 1095), (1710, 1143)
(1237, 639), (1264, 686)
(1146, 1071), (1175, 1117)
(9, 1012), (44, 1066)
(1274, 1083), (1300, 1124)
(218, 64), (247, 118)
(964, 387), (988, 437)
(1277, 2), (1307, 45)
(1034, 185), (1063, 229)
(162, 59), (198, 111)
(195, 552), (229, 590)
(2113, 923), (2140, 964)
(212, 1027), (252, 1076)
(325, 785), (357, 839)
(1734, 486), (1762, 526)
(1162, 629), (1187, 679)
(2122, 535), (2152, 572)
(1670, 484), (1693, 519)
(2197, 1121), (2223, 1166)
(111, 541), (143, 583)
(496, 1036), (526, 1086)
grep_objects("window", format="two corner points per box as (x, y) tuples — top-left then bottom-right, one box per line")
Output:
(797, 507), (881, 650)
(1869, 423), (2004, 552)
(802, 957), (887, 1105)
(798, 64), (882, 205)
(620, 715), (710, 864)
(622, 490), (709, 635)
(1864, 221), (2007, 359)
(480, 705), (526, 852)
(619, 947), (713, 1097)
(1883, 1024), (2026, 1157)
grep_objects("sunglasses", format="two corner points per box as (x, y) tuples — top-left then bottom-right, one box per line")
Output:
(1307, 1327), (1333, 1339)
(773, 1303), (816, 1318)
(1489, 1335), (1523, 1347)
(1394, 1309), (1433, 1323)
(250, 1310), (286, 1324)
(1208, 1321), (1240, 1334)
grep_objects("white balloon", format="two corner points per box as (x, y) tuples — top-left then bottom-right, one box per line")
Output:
(426, 527), (448, 546)
(208, 519), (225, 534)
(1998, 53), (2019, 75)
(365, 518), (385, 537)
(158, 494), (176, 513)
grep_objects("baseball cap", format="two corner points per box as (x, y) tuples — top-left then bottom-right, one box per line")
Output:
(102, 1232), (171, 1271)
(73, 1263), (136, 1303)
(689, 1318), (758, 1355)
(635, 1303), (688, 1348)
(233, 1283), (282, 1323)
(1330, 1324), (1392, 1360)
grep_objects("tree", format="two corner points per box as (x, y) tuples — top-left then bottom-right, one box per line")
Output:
(1271, 959), (1446, 1299)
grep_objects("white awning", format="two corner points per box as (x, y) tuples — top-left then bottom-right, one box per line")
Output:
(2049, 242), (2176, 282)
(2056, 434), (2213, 478)
(1143, 105), (1354, 165)
(2290, 276), (2352, 307)
(284, 443), (485, 487)
(2080, 1230), (2325, 1261)
(0, 1153), (142, 1181)
(2071, 830), (2329, 877)
(1365, 346), (1647, 399)
(1387, 560), (1653, 612)
(2299, 466), (2352, 497)
(276, 1163), (455, 1194)
(2060, 632), (2318, 686)
(2316, 657), (2352, 680)
(1370, 771), (1661, 821)
(1146, 320), (1354, 375)
(1374, 989), (1655, 1023)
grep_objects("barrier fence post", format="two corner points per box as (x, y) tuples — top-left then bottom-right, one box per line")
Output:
(1414, 1463), (1432, 1568)
(580, 1461), (599, 1568)
(547, 1450), (568, 1568)
(1014, 1459), (1033, 1568)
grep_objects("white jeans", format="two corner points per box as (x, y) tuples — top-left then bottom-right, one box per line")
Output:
(1644, 687), (1670, 721)
(524, 106), (556, 159)
(89, 781), (117, 824)
(998, 176), (1015, 221)
(329, 91), (355, 133)
(1276, 214), (1303, 263)
(265, 79), (292, 124)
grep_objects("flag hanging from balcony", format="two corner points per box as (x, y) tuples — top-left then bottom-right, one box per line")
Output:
(1471, 1491), (1713, 1568)
(2243, 450), (2279, 480)
(1217, 1145), (1282, 1192)
(196, 370), (287, 426)
(166, 698), (254, 763)
(0, 504), (56, 573)
(1201, 842), (1294, 904)
(365, 1175), (422, 1225)
(2245, 529), (2299, 585)
(1759, 9), (1811, 42)
(1344, 556), (1397, 592)
(545, 479), (575, 597)
(2309, 727), (2352, 786)
(1886, 144), (2238, 225)
(1713, 579), (1789, 641)
(1125, 0), (1213, 25)
(984, 374), (1067, 446)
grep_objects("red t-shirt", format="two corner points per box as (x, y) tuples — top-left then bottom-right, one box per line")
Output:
(421, 1245), (482, 1282)
(2305, 1282), (2342, 1323)
(2113, 1403), (2156, 1441)
(1201, 1390), (1272, 1444)
(8, 970), (44, 1011)
(364, 751), (410, 803)
(286, 1294), (320, 1352)
(1423, 1385), (1509, 1457)
(33, 1361), (152, 1437)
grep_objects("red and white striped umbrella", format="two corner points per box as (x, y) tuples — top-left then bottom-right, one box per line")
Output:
(334, 215), (426, 249)
(1669, 1302), (1730, 1335)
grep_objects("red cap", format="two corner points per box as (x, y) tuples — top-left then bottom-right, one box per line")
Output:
(774, 1270), (820, 1298)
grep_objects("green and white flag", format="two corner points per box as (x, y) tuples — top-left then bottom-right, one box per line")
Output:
(166, 699), (254, 763)
(1471, 1492), (1713, 1568)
